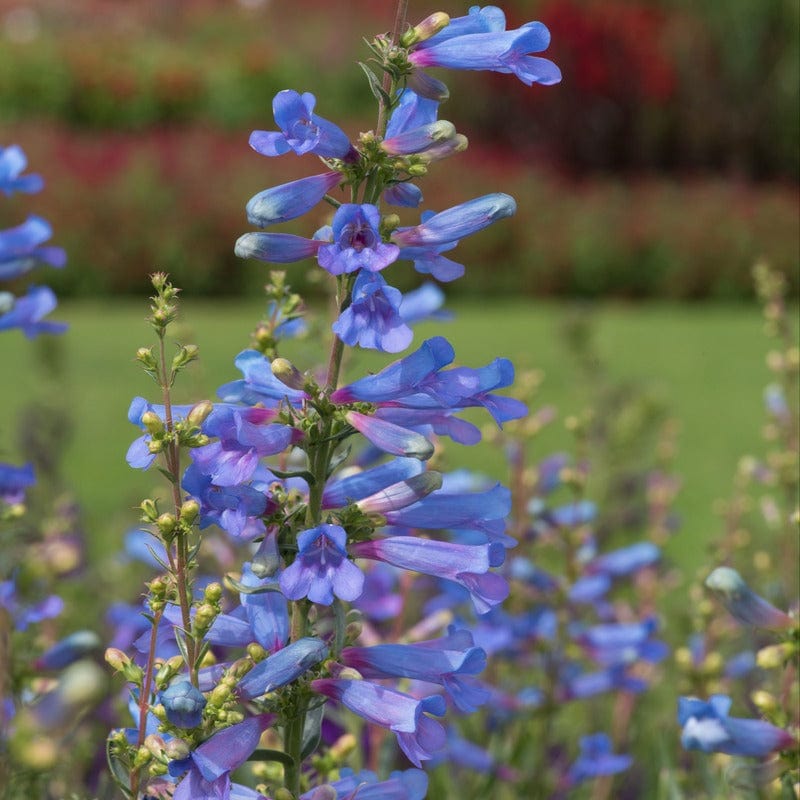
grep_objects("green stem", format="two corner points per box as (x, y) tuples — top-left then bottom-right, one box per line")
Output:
(283, 694), (309, 796)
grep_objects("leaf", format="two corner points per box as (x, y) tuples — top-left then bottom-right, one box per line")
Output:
(268, 468), (316, 485)
(358, 62), (390, 106)
(157, 467), (178, 485)
(248, 748), (295, 767)
(144, 543), (170, 571)
(193, 640), (211, 671)
(105, 738), (134, 799)
(300, 702), (325, 760)
(173, 628), (190, 666)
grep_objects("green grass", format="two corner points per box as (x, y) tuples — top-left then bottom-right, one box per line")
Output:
(0, 298), (770, 567)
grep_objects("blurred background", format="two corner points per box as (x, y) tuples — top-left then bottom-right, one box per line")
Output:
(0, 0), (797, 301)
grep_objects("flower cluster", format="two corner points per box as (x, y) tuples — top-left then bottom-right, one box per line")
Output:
(106, 6), (561, 800)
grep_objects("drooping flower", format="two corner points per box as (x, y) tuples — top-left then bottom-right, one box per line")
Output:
(331, 270), (413, 353)
(250, 90), (355, 160)
(344, 411), (434, 460)
(236, 637), (328, 700)
(235, 231), (324, 264)
(279, 524), (365, 605)
(317, 204), (399, 275)
(678, 695), (795, 757)
(310, 678), (446, 767)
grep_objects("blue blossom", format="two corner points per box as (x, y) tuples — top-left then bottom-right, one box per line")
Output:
(279, 524), (365, 605)
(310, 678), (446, 767)
(246, 171), (341, 227)
(340, 629), (489, 712)
(0, 215), (66, 281)
(0, 578), (63, 631)
(351, 537), (508, 614)
(345, 411), (434, 460)
(331, 270), (412, 353)
(217, 349), (309, 408)
(235, 231), (324, 264)
(585, 541), (660, 577)
(317, 204), (399, 275)
(566, 733), (632, 785)
(236, 637), (328, 700)
(321, 457), (424, 509)
(250, 90), (354, 159)
(0, 461), (35, 506)
(409, 15), (561, 87)
(398, 282), (451, 325)
(301, 768), (428, 800)
(678, 695), (795, 757)
(161, 681), (207, 728)
(0, 144), (43, 195)
(168, 713), (273, 799)
(0, 286), (66, 338)
(385, 89), (439, 139)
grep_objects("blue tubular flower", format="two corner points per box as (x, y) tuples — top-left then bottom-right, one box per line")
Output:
(398, 282), (450, 325)
(381, 120), (459, 157)
(678, 695), (795, 757)
(182, 463), (270, 540)
(206, 562), (289, 654)
(566, 734), (632, 786)
(35, 630), (101, 670)
(384, 182), (424, 208)
(351, 538), (508, 614)
(317, 204), (399, 275)
(345, 411), (434, 460)
(0, 286), (66, 338)
(0, 215), (67, 280)
(375, 407), (481, 446)
(217, 349), (309, 407)
(332, 271), (412, 353)
(279, 524), (365, 605)
(381, 483), (513, 547)
(0, 461), (35, 506)
(392, 193), (516, 249)
(0, 144), (44, 195)
(558, 665), (646, 702)
(321, 457), (424, 509)
(250, 90), (354, 159)
(168, 713), (273, 800)
(235, 231), (324, 264)
(310, 678), (447, 767)
(574, 617), (669, 667)
(246, 171), (341, 227)
(0, 579), (63, 631)
(161, 681), (207, 728)
(355, 472), (442, 515)
(340, 629), (489, 712)
(585, 541), (660, 577)
(236, 637), (328, 700)
(331, 337), (455, 405)
(302, 768), (428, 800)
(385, 89), (439, 139)
(705, 567), (794, 630)
(409, 20), (562, 87)
(418, 5), (506, 42)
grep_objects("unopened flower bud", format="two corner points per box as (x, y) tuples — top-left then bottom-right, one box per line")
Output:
(345, 621), (362, 642)
(141, 411), (164, 435)
(204, 582), (222, 603)
(271, 357), (305, 390)
(105, 648), (130, 672)
(274, 788), (297, 800)
(751, 689), (778, 714)
(144, 734), (166, 758)
(336, 667), (362, 681)
(179, 499), (200, 525)
(140, 498), (159, 522)
(171, 344), (199, 372)
(757, 642), (794, 669)
(164, 738), (190, 761)
(156, 513), (177, 537)
(247, 643), (267, 663)
(400, 12), (450, 46)
(147, 438), (165, 455)
(161, 681), (206, 728)
(210, 684), (231, 706)
(136, 347), (158, 369)
(187, 400), (213, 428)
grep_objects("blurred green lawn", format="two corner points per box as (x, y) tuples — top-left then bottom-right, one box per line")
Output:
(0, 299), (770, 568)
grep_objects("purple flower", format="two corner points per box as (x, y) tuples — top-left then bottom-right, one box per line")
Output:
(385, 89), (439, 139)
(161, 681), (207, 728)
(574, 617), (669, 667)
(0, 579), (63, 631)
(311, 678), (446, 767)
(0, 144), (43, 195)
(340, 629), (489, 712)
(246, 171), (341, 227)
(236, 637), (328, 700)
(250, 90), (354, 159)
(678, 695), (795, 757)
(585, 541), (660, 577)
(345, 411), (434, 460)
(351, 537), (508, 614)
(398, 282), (451, 325)
(0, 215), (66, 281)
(321, 457), (424, 509)
(168, 714), (273, 799)
(0, 286), (66, 338)
(317, 204), (399, 275)
(705, 567), (794, 630)
(566, 733), (632, 785)
(331, 271), (412, 353)
(392, 194), (516, 249)
(409, 19), (561, 87)
(279, 524), (365, 605)
(381, 120), (459, 157)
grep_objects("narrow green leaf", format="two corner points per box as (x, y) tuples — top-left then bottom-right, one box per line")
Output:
(105, 738), (134, 798)
(224, 573), (283, 595)
(248, 748), (295, 767)
(300, 702), (325, 760)
(358, 61), (390, 105)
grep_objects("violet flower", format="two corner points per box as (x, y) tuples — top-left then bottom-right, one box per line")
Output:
(236, 637), (328, 700)
(317, 204), (399, 275)
(0, 215), (66, 281)
(0, 286), (66, 338)
(705, 567), (794, 630)
(246, 171), (341, 228)
(0, 144), (44, 195)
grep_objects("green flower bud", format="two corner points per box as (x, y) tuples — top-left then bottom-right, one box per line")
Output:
(400, 12), (450, 47)
(180, 499), (200, 525)
(187, 400), (213, 428)
(104, 648), (130, 672)
(204, 581), (222, 603)
(271, 357), (306, 390)
(156, 513), (177, 537)
(164, 738), (190, 761)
